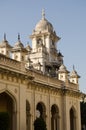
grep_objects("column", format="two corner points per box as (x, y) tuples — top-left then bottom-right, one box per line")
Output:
(19, 84), (26, 130)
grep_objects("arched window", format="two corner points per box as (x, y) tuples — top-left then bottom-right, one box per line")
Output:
(36, 102), (46, 121)
(70, 107), (76, 130)
(37, 38), (43, 45)
(51, 104), (60, 130)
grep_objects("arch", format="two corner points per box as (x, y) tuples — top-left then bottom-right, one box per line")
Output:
(69, 106), (76, 130)
(51, 104), (60, 130)
(36, 102), (46, 121)
(0, 91), (17, 130)
(26, 100), (31, 130)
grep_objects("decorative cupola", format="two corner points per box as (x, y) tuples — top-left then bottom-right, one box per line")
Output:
(29, 9), (61, 74)
(58, 64), (69, 82)
(30, 9), (60, 54)
(0, 33), (12, 57)
(69, 65), (80, 84)
(11, 34), (27, 62)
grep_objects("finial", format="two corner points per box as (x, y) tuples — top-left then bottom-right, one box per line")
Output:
(18, 33), (20, 42)
(4, 33), (6, 41)
(42, 9), (45, 19)
(73, 65), (75, 70)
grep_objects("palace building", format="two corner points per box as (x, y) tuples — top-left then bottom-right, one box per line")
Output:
(0, 10), (81, 130)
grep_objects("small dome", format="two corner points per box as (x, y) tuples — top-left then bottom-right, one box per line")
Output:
(70, 67), (80, 78)
(59, 64), (69, 73)
(70, 70), (77, 76)
(13, 34), (24, 49)
(59, 64), (66, 71)
(0, 34), (12, 48)
(0, 40), (12, 48)
(34, 9), (53, 32)
(35, 19), (53, 32)
(14, 41), (24, 49)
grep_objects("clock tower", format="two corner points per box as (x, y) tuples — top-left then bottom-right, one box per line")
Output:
(29, 9), (63, 75)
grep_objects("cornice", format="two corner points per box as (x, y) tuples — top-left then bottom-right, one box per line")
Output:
(0, 67), (34, 84)
(61, 87), (81, 98)
(28, 80), (63, 95)
(27, 80), (81, 98)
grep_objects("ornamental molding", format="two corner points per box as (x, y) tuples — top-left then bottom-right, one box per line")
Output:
(0, 67), (34, 85)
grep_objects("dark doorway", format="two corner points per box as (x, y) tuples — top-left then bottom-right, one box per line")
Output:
(0, 92), (16, 130)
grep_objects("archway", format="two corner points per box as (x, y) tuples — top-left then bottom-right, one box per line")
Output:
(70, 107), (76, 130)
(36, 102), (46, 121)
(51, 104), (59, 130)
(0, 91), (17, 130)
(26, 100), (31, 130)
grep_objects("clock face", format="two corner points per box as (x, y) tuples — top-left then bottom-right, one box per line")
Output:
(36, 110), (40, 118)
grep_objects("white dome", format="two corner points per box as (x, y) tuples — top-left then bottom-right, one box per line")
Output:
(34, 9), (53, 32)
(35, 18), (53, 32)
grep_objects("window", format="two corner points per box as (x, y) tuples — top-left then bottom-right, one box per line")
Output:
(37, 38), (43, 45)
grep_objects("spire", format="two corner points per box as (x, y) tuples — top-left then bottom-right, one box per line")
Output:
(18, 33), (20, 42)
(71, 65), (80, 78)
(42, 9), (45, 19)
(73, 65), (75, 70)
(4, 33), (6, 41)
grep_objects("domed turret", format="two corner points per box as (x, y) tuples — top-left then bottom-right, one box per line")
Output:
(11, 34), (27, 62)
(59, 64), (69, 73)
(29, 10), (60, 74)
(0, 33), (12, 57)
(58, 64), (69, 82)
(13, 34), (24, 49)
(69, 65), (80, 84)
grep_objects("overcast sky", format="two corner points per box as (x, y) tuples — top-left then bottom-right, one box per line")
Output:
(0, 0), (86, 93)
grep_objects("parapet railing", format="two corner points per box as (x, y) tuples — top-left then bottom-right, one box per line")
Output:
(0, 54), (26, 72)
(28, 70), (79, 91)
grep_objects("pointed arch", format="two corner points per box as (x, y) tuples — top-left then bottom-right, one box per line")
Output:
(26, 100), (31, 130)
(51, 104), (60, 130)
(69, 106), (76, 130)
(0, 90), (17, 130)
(36, 102), (46, 121)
